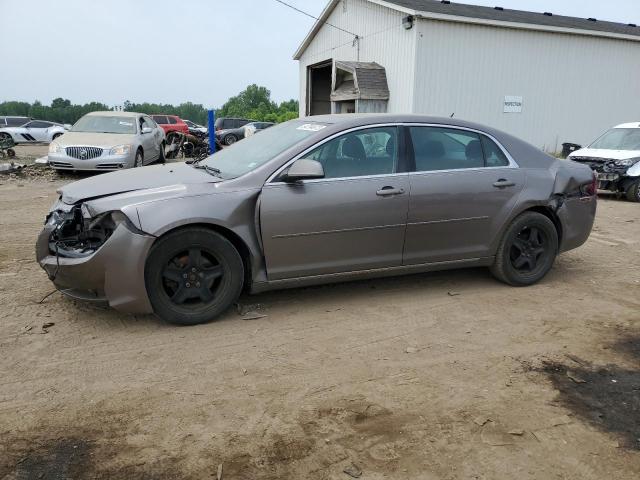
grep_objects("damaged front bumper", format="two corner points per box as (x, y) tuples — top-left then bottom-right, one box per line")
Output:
(36, 202), (156, 314)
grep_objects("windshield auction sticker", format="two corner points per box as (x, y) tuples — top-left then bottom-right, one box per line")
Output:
(297, 124), (327, 132)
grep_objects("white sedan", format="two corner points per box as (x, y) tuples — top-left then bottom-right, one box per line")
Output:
(0, 120), (67, 144)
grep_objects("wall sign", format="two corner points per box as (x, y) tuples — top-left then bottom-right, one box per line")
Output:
(504, 96), (523, 113)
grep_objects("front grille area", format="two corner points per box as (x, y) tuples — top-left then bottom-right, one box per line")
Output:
(66, 146), (103, 160)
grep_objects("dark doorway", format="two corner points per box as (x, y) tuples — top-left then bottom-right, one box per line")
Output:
(307, 61), (332, 116)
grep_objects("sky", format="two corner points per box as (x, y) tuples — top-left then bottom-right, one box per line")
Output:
(1, 0), (638, 108)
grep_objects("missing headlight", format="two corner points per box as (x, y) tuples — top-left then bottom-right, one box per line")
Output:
(48, 206), (130, 258)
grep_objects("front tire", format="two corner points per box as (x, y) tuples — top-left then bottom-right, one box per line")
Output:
(490, 212), (558, 287)
(134, 149), (143, 168)
(625, 180), (640, 203)
(145, 228), (244, 326)
(52, 133), (62, 141)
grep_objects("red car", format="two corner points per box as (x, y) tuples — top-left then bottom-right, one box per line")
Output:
(151, 115), (189, 135)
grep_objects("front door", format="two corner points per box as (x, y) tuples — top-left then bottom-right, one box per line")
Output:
(403, 126), (525, 265)
(141, 116), (160, 161)
(260, 126), (409, 280)
(23, 121), (48, 142)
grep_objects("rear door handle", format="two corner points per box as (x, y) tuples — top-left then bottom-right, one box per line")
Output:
(376, 186), (405, 197)
(493, 179), (516, 188)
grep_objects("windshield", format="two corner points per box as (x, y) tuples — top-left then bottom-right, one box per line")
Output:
(590, 128), (640, 151)
(72, 115), (137, 134)
(202, 120), (328, 179)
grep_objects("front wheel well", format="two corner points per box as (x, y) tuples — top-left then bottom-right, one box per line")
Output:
(151, 223), (253, 291)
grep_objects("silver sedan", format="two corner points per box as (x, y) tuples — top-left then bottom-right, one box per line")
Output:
(48, 111), (165, 171)
(37, 114), (597, 325)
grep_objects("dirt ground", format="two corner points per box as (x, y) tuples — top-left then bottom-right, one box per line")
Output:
(1, 145), (639, 479)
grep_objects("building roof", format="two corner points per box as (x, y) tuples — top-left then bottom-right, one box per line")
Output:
(294, 0), (640, 59)
(387, 0), (640, 37)
(332, 61), (390, 101)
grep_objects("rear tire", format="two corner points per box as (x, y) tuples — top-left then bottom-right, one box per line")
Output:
(625, 180), (640, 202)
(145, 228), (244, 326)
(223, 134), (237, 146)
(52, 133), (62, 141)
(490, 212), (558, 287)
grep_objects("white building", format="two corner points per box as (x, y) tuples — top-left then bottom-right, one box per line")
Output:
(294, 0), (640, 151)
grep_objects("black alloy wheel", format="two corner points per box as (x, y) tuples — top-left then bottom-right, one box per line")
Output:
(491, 212), (558, 286)
(145, 228), (244, 325)
(161, 247), (224, 306)
(509, 225), (549, 273)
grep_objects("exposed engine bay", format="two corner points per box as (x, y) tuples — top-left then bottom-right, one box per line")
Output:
(46, 205), (130, 258)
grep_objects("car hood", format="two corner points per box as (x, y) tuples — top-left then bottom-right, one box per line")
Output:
(55, 131), (136, 147)
(569, 148), (640, 161)
(58, 163), (219, 205)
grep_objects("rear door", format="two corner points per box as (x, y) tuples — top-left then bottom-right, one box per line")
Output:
(404, 125), (525, 265)
(260, 125), (410, 280)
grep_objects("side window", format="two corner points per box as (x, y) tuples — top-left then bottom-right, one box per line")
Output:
(223, 119), (233, 129)
(153, 116), (168, 125)
(168, 117), (178, 125)
(481, 135), (510, 167)
(303, 126), (398, 179)
(27, 120), (51, 128)
(8, 118), (27, 127)
(409, 127), (484, 172)
(144, 117), (157, 129)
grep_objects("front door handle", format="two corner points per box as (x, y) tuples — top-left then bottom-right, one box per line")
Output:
(376, 186), (405, 197)
(493, 179), (516, 188)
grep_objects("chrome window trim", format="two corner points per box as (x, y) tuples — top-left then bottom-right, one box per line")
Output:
(405, 123), (520, 171)
(266, 122), (519, 185)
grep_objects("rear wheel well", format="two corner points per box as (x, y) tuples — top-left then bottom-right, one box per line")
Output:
(523, 206), (563, 247)
(153, 223), (252, 291)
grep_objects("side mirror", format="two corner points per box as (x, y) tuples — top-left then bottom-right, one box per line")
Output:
(141, 127), (153, 134)
(285, 159), (325, 182)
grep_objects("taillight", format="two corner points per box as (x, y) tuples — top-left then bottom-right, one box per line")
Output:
(581, 172), (598, 197)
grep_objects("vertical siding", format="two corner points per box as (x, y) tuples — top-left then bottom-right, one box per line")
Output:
(298, 0), (416, 116)
(413, 19), (640, 150)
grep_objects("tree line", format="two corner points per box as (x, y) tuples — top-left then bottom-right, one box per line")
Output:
(0, 84), (299, 126)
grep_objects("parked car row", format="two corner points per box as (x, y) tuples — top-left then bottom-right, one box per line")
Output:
(214, 117), (274, 145)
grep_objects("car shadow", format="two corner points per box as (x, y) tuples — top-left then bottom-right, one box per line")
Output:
(536, 333), (640, 450)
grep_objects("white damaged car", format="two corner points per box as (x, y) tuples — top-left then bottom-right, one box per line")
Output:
(568, 122), (640, 202)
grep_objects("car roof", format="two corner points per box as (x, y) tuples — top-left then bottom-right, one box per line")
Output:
(86, 111), (140, 118)
(304, 113), (512, 132)
(614, 122), (640, 129)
